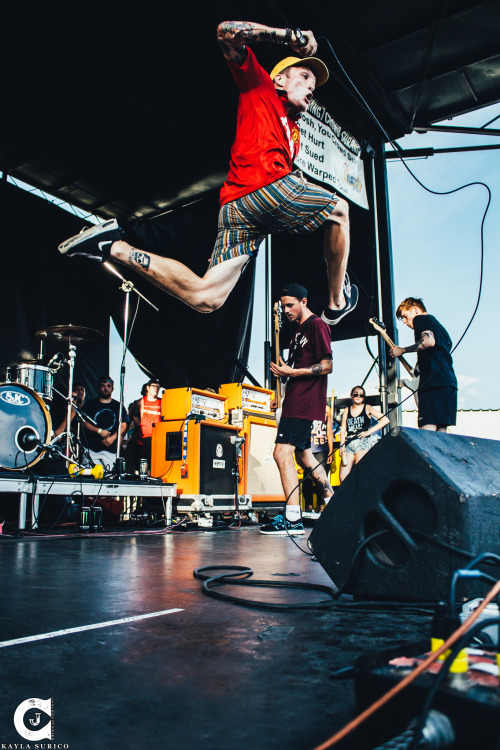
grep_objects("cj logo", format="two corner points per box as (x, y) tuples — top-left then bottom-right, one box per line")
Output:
(0, 391), (30, 406)
(14, 698), (54, 741)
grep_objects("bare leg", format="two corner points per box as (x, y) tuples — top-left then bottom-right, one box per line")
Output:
(295, 448), (334, 499)
(420, 424), (437, 431)
(324, 198), (350, 309)
(273, 443), (301, 506)
(339, 452), (354, 482)
(110, 241), (249, 313)
(353, 449), (369, 464)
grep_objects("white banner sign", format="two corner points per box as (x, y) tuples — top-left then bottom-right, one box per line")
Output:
(295, 100), (369, 210)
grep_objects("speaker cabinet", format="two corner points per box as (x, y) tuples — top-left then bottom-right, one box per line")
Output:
(152, 419), (242, 495)
(309, 427), (500, 601)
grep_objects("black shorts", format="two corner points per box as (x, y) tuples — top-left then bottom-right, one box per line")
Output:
(418, 386), (457, 427)
(275, 417), (312, 451)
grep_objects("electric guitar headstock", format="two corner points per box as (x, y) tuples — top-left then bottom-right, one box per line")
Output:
(369, 317), (387, 336)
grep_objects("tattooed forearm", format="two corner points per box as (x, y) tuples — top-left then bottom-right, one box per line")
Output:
(260, 29), (278, 41)
(405, 330), (435, 353)
(311, 364), (323, 376)
(217, 22), (281, 54)
(128, 248), (150, 270)
(403, 341), (420, 353)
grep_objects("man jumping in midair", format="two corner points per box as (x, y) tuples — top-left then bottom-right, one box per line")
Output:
(59, 21), (357, 325)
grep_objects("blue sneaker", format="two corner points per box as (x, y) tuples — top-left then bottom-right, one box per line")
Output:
(321, 273), (358, 326)
(259, 514), (304, 536)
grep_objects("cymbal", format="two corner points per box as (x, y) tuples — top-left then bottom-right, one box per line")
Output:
(35, 325), (103, 343)
(21, 358), (52, 365)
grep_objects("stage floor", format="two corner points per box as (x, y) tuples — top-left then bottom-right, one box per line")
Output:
(0, 526), (430, 750)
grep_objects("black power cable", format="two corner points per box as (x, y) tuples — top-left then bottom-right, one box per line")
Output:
(193, 563), (435, 613)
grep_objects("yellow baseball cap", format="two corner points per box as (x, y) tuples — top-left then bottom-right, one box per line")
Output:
(270, 56), (329, 87)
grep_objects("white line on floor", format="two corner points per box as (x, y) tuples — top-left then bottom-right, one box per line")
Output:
(0, 608), (184, 648)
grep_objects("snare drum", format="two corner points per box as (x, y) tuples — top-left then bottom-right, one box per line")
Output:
(7, 363), (53, 401)
(0, 382), (52, 470)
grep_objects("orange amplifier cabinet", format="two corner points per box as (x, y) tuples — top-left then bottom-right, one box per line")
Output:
(219, 383), (283, 508)
(151, 419), (244, 498)
(161, 387), (227, 422)
(219, 383), (274, 417)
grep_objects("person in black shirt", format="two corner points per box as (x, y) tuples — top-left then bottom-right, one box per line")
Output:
(339, 385), (388, 481)
(389, 297), (458, 431)
(83, 376), (129, 470)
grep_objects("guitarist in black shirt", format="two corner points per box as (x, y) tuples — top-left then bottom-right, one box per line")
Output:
(389, 297), (458, 432)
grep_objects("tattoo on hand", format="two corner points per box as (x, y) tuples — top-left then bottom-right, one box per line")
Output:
(129, 249), (150, 270)
(311, 364), (323, 376)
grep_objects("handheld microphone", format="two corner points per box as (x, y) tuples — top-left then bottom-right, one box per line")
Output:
(294, 28), (308, 47)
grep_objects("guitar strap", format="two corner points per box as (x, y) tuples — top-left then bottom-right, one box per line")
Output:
(285, 315), (318, 374)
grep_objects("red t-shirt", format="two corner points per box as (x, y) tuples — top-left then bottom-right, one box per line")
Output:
(138, 397), (161, 443)
(220, 47), (301, 206)
(282, 316), (332, 421)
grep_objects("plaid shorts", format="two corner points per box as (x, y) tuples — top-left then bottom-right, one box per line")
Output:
(209, 170), (338, 268)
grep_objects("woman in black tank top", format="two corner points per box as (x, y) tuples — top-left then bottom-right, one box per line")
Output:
(339, 385), (389, 482)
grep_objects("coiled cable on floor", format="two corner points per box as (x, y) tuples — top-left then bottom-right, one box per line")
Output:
(193, 565), (340, 610)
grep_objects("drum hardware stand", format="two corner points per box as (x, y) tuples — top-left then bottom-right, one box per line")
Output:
(24, 435), (85, 468)
(64, 344), (77, 461)
(48, 356), (89, 464)
(51, 385), (97, 463)
(103, 262), (159, 479)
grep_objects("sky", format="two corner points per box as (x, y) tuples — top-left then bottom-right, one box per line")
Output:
(113, 102), (500, 411)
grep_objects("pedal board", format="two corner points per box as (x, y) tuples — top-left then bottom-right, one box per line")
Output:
(354, 641), (500, 749)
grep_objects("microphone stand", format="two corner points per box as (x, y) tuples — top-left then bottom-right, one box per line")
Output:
(37, 439), (85, 467)
(103, 262), (159, 479)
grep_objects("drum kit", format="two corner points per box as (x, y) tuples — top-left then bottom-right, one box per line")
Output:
(0, 325), (103, 472)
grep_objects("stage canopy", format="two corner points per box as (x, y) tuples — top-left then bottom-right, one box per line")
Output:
(2, 1), (499, 389)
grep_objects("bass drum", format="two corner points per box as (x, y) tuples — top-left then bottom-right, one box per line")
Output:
(0, 382), (52, 470)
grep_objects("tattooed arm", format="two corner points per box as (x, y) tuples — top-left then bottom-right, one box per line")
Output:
(216, 21), (317, 65)
(390, 330), (435, 358)
(270, 356), (332, 379)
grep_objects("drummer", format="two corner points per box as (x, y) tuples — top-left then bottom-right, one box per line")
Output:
(82, 376), (129, 472)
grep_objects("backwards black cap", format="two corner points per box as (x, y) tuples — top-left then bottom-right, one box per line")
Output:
(279, 283), (308, 300)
